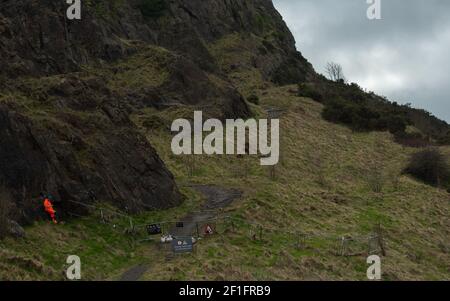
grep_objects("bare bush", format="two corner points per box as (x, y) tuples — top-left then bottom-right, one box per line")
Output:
(404, 148), (450, 188)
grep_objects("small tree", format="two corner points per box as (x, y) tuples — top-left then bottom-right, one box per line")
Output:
(325, 62), (345, 82)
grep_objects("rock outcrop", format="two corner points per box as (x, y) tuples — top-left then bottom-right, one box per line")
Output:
(0, 0), (315, 82)
(0, 0), (316, 223)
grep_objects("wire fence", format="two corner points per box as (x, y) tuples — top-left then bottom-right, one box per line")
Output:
(65, 199), (386, 257)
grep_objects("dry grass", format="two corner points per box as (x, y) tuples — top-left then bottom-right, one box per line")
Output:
(130, 85), (450, 280)
(2, 46), (449, 280)
(2, 84), (449, 280)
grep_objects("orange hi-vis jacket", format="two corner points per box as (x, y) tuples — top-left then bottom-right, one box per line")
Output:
(43, 198), (56, 215)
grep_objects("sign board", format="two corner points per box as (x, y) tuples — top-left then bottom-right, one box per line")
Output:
(172, 237), (193, 254)
(146, 224), (162, 235)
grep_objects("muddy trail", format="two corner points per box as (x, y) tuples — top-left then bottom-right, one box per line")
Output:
(169, 185), (242, 236)
(118, 185), (242, 281)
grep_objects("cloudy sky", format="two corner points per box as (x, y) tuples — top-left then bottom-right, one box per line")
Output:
(273, 0), (450, 122)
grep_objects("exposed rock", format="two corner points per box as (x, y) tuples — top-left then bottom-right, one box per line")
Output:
(0, 97), (182, 223)
(8, 220), (25, 238)
(0, 0), (315, 83)
(0, 0), (316, 223)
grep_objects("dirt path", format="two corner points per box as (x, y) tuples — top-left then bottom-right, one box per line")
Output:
(170, 185), (241, 236)
(118, 184), (241, 281)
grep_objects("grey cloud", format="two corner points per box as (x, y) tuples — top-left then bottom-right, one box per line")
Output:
(273, 0), (450, 122)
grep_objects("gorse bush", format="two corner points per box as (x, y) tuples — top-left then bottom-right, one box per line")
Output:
(297, 79), (450, 146)
(139, 0), (167, 18)
(298, 83), (324, 102)
(407, 108), (450, 146)
(297, 80), (413, 139)
(322, 97), (409, 134)
(404, 148), (450, 188)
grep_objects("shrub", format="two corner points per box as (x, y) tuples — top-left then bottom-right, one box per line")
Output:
(408, 108), (450, 146)
(384, 114), (408, 134)
(322, 97), (376, 131)
(404, 148), (450, 187)
(437, 131), (450, 145)
(394, 131), (430, 148)
(299, 77), (450, 147)
(139, 0), (167, 18)
(247, 94), (260, 105)
(297, 83), (324, 102)
(321, 96), (410, 134)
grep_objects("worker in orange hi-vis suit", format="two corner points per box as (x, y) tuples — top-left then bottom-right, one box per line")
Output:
(43, 196), (58, 224)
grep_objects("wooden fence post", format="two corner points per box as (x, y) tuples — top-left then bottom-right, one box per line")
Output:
(196, 222), (200, 238)
(339, 236), (347, 256)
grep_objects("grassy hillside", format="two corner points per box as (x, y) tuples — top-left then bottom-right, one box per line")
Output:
(2, 79), (448, 280)
(132, 85), (450, 280)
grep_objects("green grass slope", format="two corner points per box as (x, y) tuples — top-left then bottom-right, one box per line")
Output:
(2, 82), (448, 280)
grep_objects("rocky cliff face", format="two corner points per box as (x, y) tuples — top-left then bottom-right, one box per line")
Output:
(0, 0), (314, 82)
(0, 0), (316, 223)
